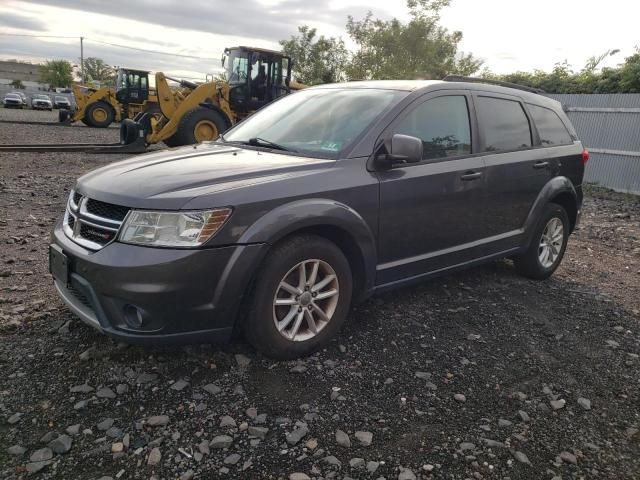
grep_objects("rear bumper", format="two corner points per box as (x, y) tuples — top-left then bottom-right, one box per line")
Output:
(50, 218), (267, 345)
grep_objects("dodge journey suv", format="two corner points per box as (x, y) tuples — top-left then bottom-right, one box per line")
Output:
(50, 78), (586, 359)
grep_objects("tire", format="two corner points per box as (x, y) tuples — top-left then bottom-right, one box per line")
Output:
(514, 203), (570, 280)
(163, 107), (228, 147)
(244, 235), (353, 360)
(85, 101), (114, 128)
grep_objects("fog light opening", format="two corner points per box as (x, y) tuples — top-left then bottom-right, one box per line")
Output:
(123, 304), (144, 328)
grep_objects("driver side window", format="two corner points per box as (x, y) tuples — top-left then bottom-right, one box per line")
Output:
(394, 95), (472, 160)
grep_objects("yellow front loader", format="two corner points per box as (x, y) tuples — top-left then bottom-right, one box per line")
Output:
(121, 46), (304, 148)
(59, 68), (158, 128)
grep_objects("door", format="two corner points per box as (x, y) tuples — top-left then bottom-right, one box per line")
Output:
(376, 92), (488, 285)
(474, 94), (555, 239)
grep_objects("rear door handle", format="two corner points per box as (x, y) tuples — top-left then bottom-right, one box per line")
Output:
(461, 171), (482, 181)
(533, 161), (549, 169)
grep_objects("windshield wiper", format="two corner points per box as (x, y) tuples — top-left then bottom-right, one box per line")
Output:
(247, 137), (295, 152)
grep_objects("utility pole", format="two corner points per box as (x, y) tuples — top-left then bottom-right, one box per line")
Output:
(80, 36), (84, 84)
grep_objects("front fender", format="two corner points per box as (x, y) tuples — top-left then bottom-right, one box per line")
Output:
(238, 198), (378, 295)
(523, 176), (577, 247)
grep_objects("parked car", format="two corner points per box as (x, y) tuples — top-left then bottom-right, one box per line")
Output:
(53, 95), (71, 109)
(31, 94), (53, 111)
(3, 92), (25, 108)
(50, 78), (587, 359)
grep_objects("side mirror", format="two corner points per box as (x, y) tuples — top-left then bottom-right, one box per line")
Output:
(376, 134), (423, 169)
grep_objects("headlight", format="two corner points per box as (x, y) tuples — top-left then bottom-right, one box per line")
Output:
(119, 208), (232, 247)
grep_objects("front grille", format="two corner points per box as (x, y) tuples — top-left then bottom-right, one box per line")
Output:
(64, 191), (129, 250)
(67, 283), (92, 309)
(86, 199), (129, 221)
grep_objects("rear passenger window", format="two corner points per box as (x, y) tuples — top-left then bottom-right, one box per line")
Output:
(476, 96), (532, 152)
(394, 95), (471, 160)
(527, 104), (573, 146)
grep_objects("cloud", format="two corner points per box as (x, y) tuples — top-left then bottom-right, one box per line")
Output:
(21, 0), (374, 41)
(0, 11), (48, 31)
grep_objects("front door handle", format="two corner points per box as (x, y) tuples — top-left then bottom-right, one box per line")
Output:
(461, 171), (482, 181)
(533, 161), (549, 169)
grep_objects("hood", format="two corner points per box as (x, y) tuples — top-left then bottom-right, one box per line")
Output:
(77, 143), (335, 209)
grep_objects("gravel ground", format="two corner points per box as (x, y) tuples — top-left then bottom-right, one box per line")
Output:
(1, 120), (639, 480)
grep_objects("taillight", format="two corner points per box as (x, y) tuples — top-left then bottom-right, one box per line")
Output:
(582, 149), (590, 165)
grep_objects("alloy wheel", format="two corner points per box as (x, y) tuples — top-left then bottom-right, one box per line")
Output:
(538, 217), (564, 268)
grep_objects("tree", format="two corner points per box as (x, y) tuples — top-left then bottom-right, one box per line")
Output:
(345, 0), (482, 80)
(82, 57), (116, 86)
(39, 60), (73, 88)
(9, 79), (25, 89)
(280, 26), (349, 84)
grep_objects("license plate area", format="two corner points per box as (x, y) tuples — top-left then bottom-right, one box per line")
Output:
(49, 244), (69, 285)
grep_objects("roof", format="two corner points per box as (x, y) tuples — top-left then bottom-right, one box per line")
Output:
(227, 46), (290, 57)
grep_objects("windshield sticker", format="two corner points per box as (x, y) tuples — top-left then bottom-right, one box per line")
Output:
(320, 142), (340, 151)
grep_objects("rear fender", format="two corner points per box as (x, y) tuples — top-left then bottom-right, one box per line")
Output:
(523, 176), (577, 248)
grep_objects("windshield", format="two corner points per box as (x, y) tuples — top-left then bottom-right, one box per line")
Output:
(55, 96), (66, 101)
(6, 93), (20, 98)
(226, 49), (249, 85)
(34, 95), (49, 100)
(223, 88), (406, 157)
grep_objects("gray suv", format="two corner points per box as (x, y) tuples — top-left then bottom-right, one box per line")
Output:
(50, 78), (586, 359)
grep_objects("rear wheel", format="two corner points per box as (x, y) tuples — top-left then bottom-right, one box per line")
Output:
(244, 235), (353, 359)
(514, 203), (570, 279)
(85, 101), (114, 128)
(164, 107), (228, 147)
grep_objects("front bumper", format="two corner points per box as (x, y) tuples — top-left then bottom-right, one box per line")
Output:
(50, 218), (266, 345)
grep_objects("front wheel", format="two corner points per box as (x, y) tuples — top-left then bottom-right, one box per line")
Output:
(163, 107), (228, 147)
(244, 235), (353, 359)
(514, 203), (570, 280)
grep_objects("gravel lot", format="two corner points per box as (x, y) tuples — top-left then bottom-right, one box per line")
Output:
(1, 118), (639, 480)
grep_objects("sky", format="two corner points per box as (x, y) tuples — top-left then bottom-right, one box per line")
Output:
(0, 0), (638, 81)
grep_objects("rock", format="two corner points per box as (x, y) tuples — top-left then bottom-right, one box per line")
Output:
(30, 447), (53, 462)
(220, 415), (237, 428)
(254, 413), (268, 424)
(73, 399), (89, 410)
(482, 438), (506, 448)
(366, 461), (380, 473)
(290, 365), (308, 373)
(335, 429), (351, 447)
(66, 424), (81, 435)
(349, 457), (365, 468)
(459, 442), (475, 451)
(454, 393), (466, 403)
(560, 451), (577, 464)
(305, 438), (318, 450)
(210, 435), (234, 449)
(550, 399), (566, 410)
(96, 387), (116, 399)
(415, 371), (431, 379)
(147, 415), (170, 427)
(605, 339), (620, 348)
(123, 434), (130, 449)
(323, 455), (341, 466)
(398, 468), (417, 480)
(7, 445), (26, 455)
(106, 426), (123, 439)
(203, 384), (222, 395)
(147, 447), (162, 465)
(286, 426), (308, 446)
(40, 431), (58, 443)
(198, 440), (210, 455)
(498, 418), (512, 427)
(180, 471), (195, 480)
(224, 453), (241, 464)
(518, 410), (530, 422)
(7, 412), (23, 424)
(235, 354), (251, 368)
(289, 474), (311, 480)
(247, 426), (268, 439)
(136, 372), (158, 384)
(625, 427), (639, 439)
(355, 430), (373, 446)
(424, 382), (437, 391)
(171, 379), (189, 391)
(49, 434), (72, 454)
(246, 407), (258, 418)
(70, 384), (93, 393)
(512, 451), (531, 465)
(116, 384), (128, 395)
(79, 347), (95, 361)
(111, 442), (124, 453)
(577, 397), (591, 410)
(97, 418), (114, 431)
(26, 461), (51, 473)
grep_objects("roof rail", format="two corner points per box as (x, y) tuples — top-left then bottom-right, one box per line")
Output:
(442, 75), (546, 94)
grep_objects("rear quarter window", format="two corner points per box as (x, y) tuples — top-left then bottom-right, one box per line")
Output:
(526, 103), (573, 146)
(476, 96), (532, 152)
